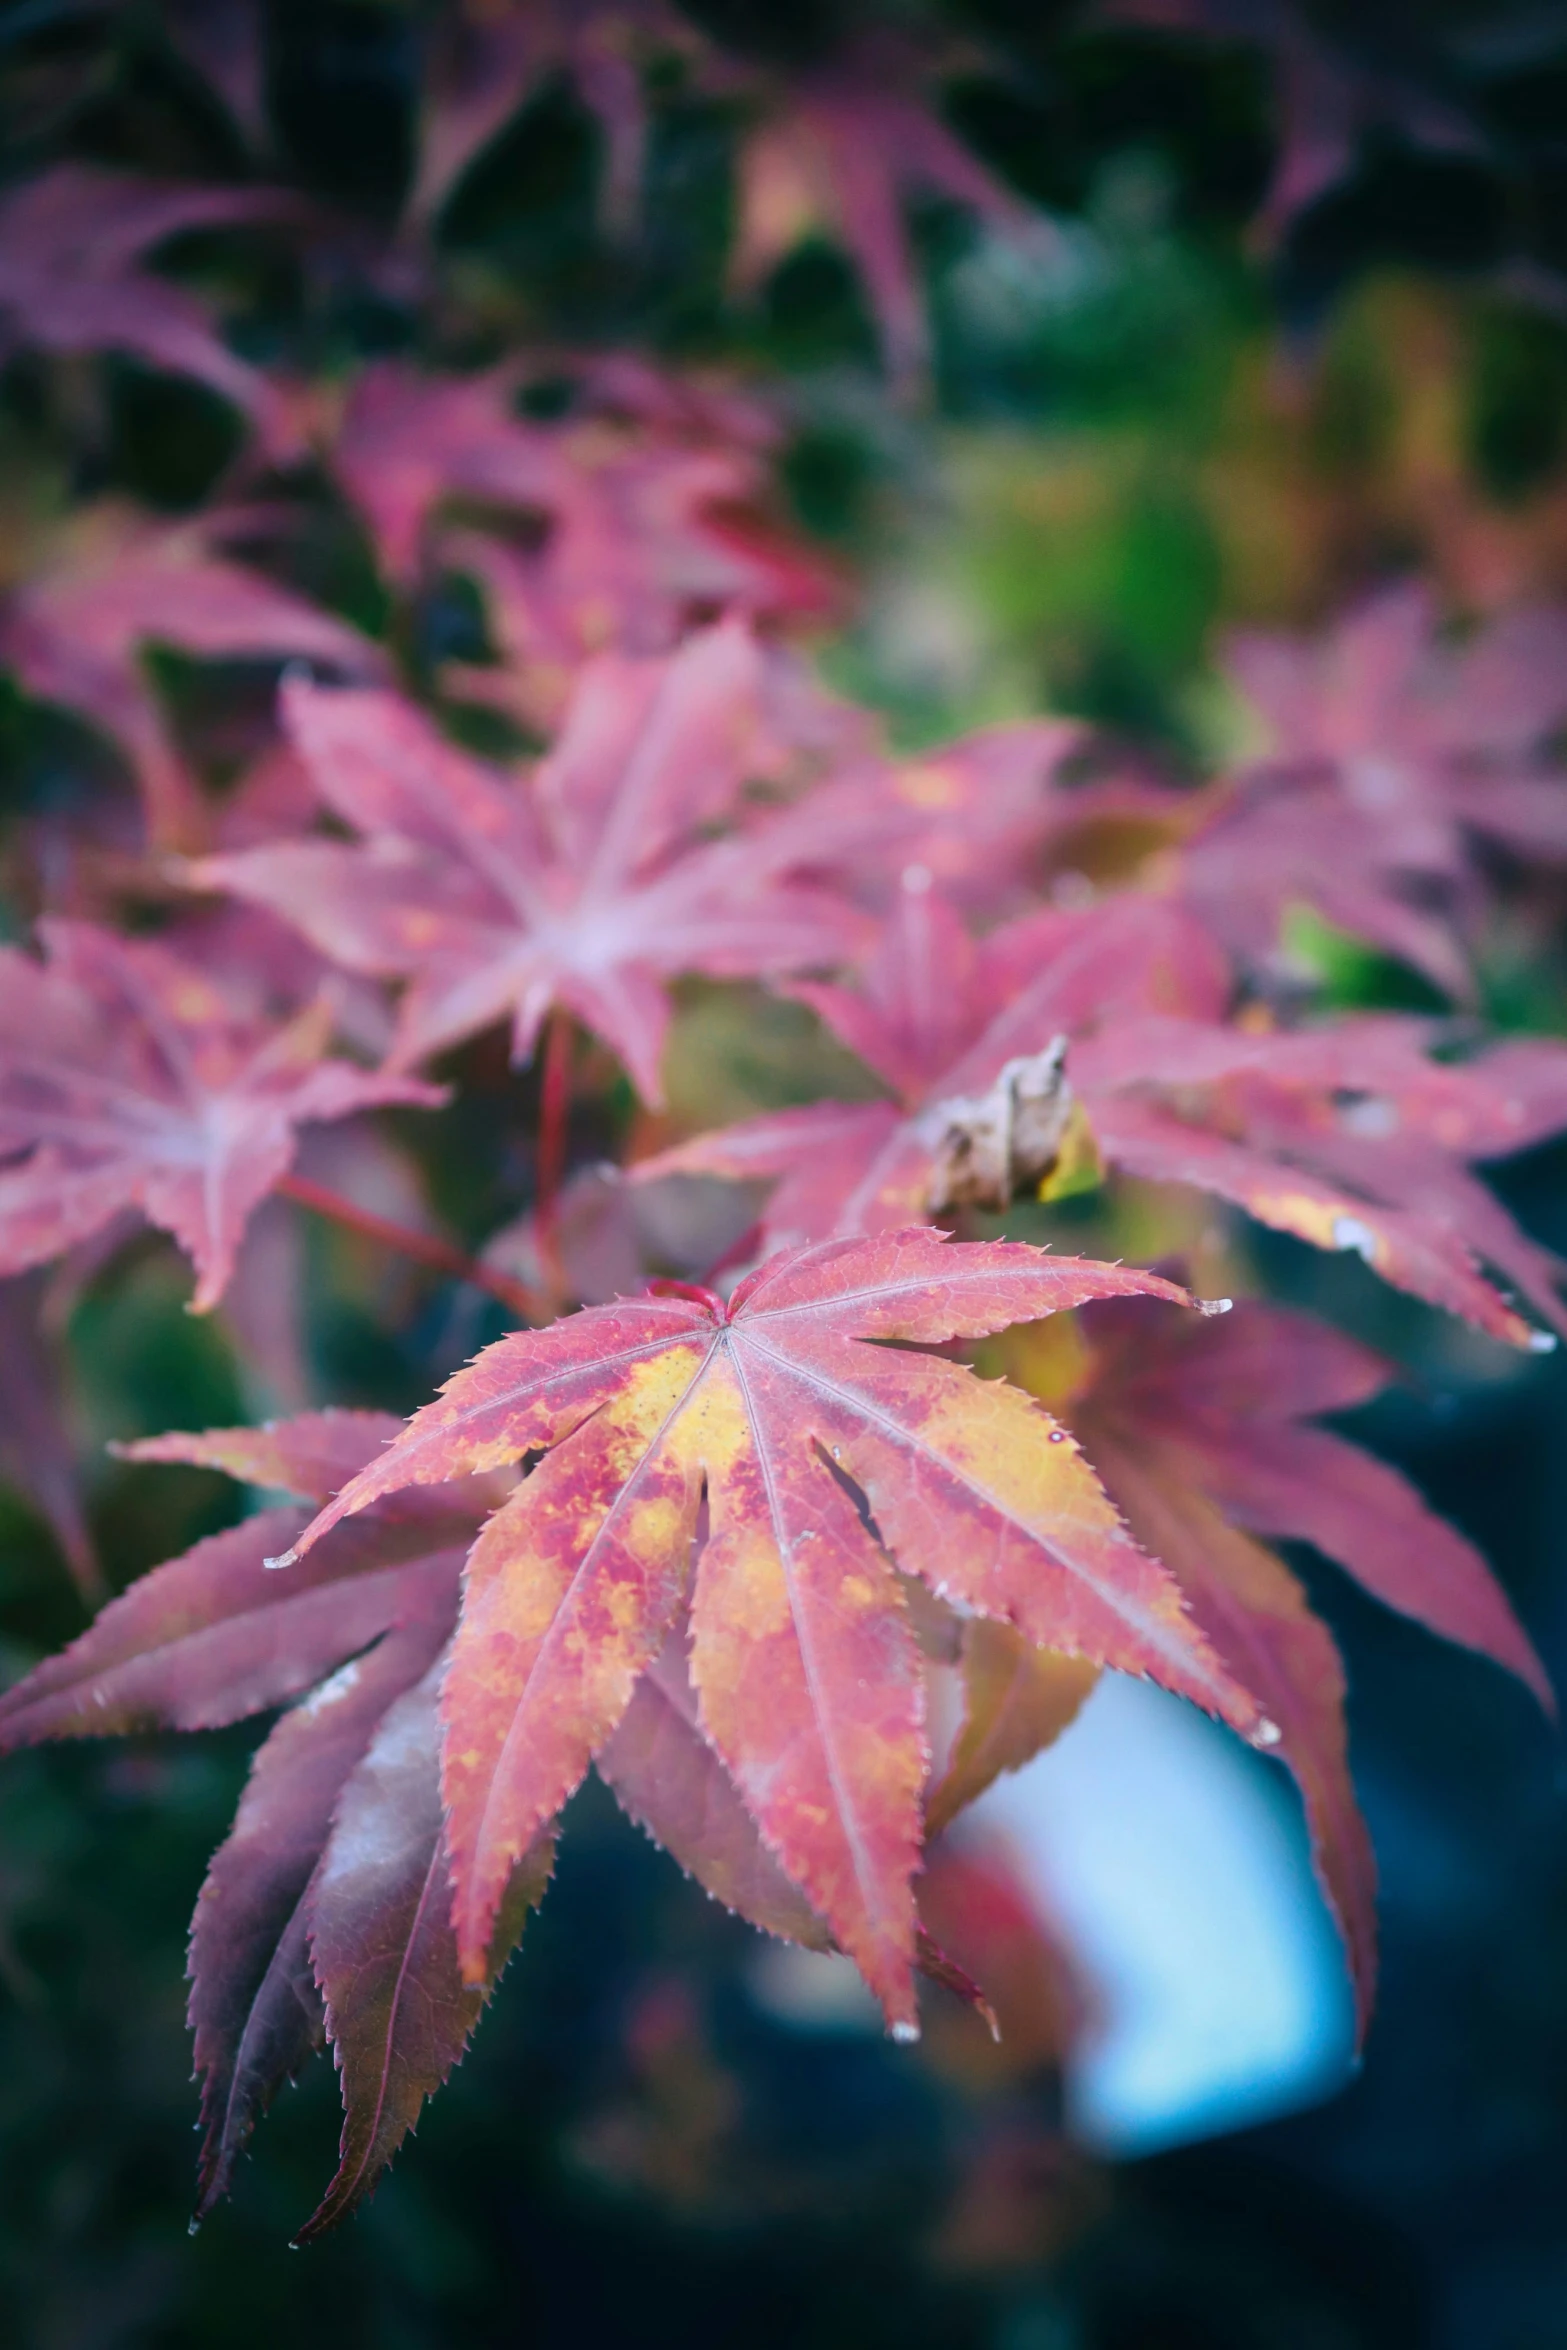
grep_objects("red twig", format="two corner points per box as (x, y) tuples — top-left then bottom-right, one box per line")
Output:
(534, 1007), (573, 1299)
(276, 1173), (551, 1325)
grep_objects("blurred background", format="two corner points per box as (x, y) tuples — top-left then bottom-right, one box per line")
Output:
(1, 2), (1566, 2343)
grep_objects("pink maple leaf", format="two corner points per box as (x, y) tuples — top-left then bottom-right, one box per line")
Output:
(1101, 1), (1483, 247)
(730, 29), (1059, 391)
(0, 165), (297, 444)
(192, 622), (867, 1103)
(326, 365), (837, 710)
(412, 0), (700, 234)
(1030, 1289), (1554, 2032)
(757, 718), (1176, 920)
(0, 920), (441, 1310)
(637, 872), (1567, 1346)
(160, 1), (271, 148)
(1186, 584), (1567, 996)
(0, 503), (383, 849)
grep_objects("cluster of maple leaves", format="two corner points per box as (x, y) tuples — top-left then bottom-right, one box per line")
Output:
(0, 0), (1565, 2246)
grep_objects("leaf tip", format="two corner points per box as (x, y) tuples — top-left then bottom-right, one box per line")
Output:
(1197, 1296), (1234, 1317)
(1528, 1329), (1559, 1354)
(263, 1547), (298, 1571)
(888, 2018), (921, 2045)
(1249, 1716), (1283, 1748)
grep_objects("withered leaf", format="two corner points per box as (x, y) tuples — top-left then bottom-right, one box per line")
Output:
(642, 880), (1567, 1347)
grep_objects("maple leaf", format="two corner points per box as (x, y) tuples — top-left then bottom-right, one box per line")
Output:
(527, 351), (786, 452)
(326, 363), (576, 592)
(989, 1290), (1554, 2030)
(274, 1229), (1260, 2029)
(925, 1619), (1098, 1841)
(730, 28), (1058, 391)
(597, 1587), (1002, 2029)
(0, 165), (294, 443)
(1100, 1), (1483, 247)
(0, 503), (382, 848)
(632, 876), (1224, 1240)
(758, 719), (1094, 917)
(326, 363), (837, 702)
(191, 624), (867, 1104)
(635, 876), (1567, 1346)
(601, 1612), (1008, 2038)
(440, 460), (841, 728)
(160, 1), (270, 149)
(0, 1229), (1247, 2217)
(0, 1410), (541, 2235)
(412, 0), (698, 234)
(915, 1830), (1090, 2076)
(1070, 1005), (1567, 1345)
(1185, 584), (1567, 996)
(596, 1620), (833, 1955)
(0, 919), (441, 1310)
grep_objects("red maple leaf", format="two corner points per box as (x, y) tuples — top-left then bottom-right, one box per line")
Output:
(729, 28), (1059, 391)
(272, 1230), (1256, 2029)
(915, 1830), (1091, 2076)
(440, 460), (841, 729)
(0, 1410), (523, 2236)
(412, 0), (698, 233)
(192, 625), (868, 1103)
(759, 725), (1190, 928)
(1185, 585), (1567, 996)
(0, 504), (382, 849)
(924, 1615), (1100, 1848)
(593, 1597), (1002, 2031)
(632, 877), (1223, 1239)
(636, 876), (1567, 1345)
(520, 350), (786, 451)
(0, 1241), (1246, 2219)
(326, 363), (837, 704)
(0, 165), (295, 443)
(1100, 1), (1484, 247)
(996, 1289), (1554, 2030)
(327, 363), (577, 591)
(757, 719), (1097, 918)
(0, 920), (440, 1310)
(159, 1), (270, 149)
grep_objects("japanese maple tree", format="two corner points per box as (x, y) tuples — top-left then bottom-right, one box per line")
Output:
(0, 0), (1561, 2269)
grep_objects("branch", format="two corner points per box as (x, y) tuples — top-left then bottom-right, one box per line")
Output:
(533, 1005), (573, 1303)
(275, 1173), (552, 1325)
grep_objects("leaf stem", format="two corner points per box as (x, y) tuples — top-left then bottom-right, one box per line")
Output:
(534, 1007), (573, 1298)
(275, 1173), (550, 1325)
